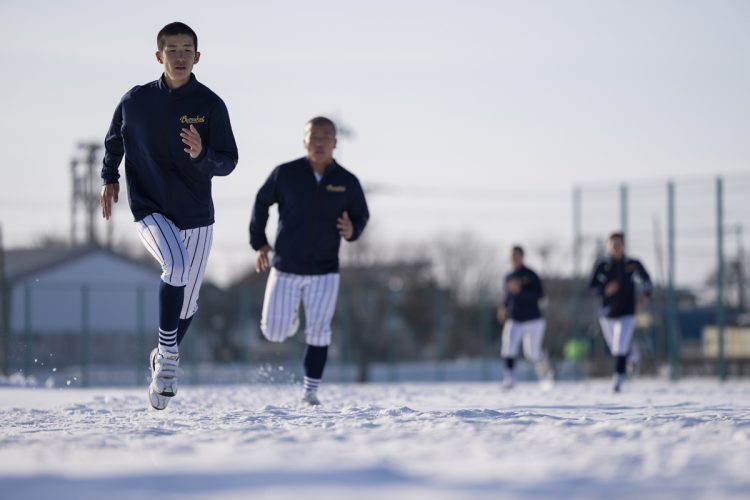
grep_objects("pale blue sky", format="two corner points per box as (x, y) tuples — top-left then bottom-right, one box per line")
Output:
(1, 0), (748, 285)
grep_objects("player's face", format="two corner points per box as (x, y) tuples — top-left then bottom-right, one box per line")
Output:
(304, 123), (337, 166)
(608, 238), (625, 259)
(156, 34), (200, 88)
(510, 250), (523, 269)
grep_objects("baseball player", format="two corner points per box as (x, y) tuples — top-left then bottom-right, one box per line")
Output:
(589, 232), (652, 392)
(100, 22), (238, 409)
(497, 245), (553, 389)
(249, 116), (369, 406)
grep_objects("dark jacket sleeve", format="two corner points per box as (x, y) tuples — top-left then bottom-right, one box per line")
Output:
(190, 98), (238, 177)
(249, 167), (279, 250)
(345, 177), (369, 242)
(589, 261), (606, 295)
(101, 100), (124, 184)
(635, 260), (653, 297)
(503, 274), (512, 308)
(518, 270), (544, 302)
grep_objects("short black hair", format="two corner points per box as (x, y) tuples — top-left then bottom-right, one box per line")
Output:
(609, 232), (625, 242)
(157, 22), (198, 51)
(306, 116), (337, 136)
(511, 245), (525, 256)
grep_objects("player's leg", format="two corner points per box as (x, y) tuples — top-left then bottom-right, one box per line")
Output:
(260, 269), (303, 342)
(598, 316), (615, 354)
(610, 316), (635, 391)
(597, 317), (619, 390)
(522, 319), (554, 383)
(300, 273), (340, 405)
(176, 224), (213, 346)
(136, 213), (189, 408)
(500, 320), (522, 388)
(600, 315), (635, 392)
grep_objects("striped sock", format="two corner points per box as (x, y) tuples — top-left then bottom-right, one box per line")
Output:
(304, 376), (321, 393)
(158, 328), (178, 354)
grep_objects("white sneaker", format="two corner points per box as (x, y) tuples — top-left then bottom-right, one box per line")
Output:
(301, 390), (321, 406)
(149, 348), (179, 410)
(534, 358), (556, 386)
(612, 373), (624, 393)
(502, 373), (515, 390)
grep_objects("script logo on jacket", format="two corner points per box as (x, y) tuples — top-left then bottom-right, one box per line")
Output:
(180, 115), (206, 124)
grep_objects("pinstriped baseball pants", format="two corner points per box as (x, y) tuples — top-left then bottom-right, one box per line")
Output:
(260, 268), (340, 347)
(501, 318), (547, 362)
(598, 315), (636, 356)
(135, 213), (213, 319)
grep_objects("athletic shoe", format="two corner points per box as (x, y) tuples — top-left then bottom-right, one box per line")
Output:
(148, 348), (179, 410)
(534, 358), (556, 384)
(502, 372), (515, 390)
(301, 390), (321, 406)
(149, 385), (171, 410)
(612, 373), (624, 393)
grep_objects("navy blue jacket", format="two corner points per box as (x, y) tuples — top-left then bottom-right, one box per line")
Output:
(249, 157), (369, 275)
(102, 74), (238, 230)
(503, 266), (544, 322)
(589, 255), (652, 318)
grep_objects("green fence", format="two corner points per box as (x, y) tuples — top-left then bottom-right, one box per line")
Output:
(2, 173), (748, 386)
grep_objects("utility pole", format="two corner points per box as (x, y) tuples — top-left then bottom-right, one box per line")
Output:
(734, 224), (746, 311)
(716, 177), (726, 381)
(71, 142), (104, 246)
(0, 224), (9, 375)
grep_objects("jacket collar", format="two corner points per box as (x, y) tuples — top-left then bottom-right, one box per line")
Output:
(157, 73), (199, 96)
(303, 157), (339, 178)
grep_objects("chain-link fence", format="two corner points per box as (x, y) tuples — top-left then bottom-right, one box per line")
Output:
(2, 174), (748, 386)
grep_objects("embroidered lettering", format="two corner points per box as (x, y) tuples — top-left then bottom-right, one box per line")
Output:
(180, 115), (206, 124)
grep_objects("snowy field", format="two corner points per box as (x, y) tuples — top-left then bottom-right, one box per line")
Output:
(1, 379), (749, 499)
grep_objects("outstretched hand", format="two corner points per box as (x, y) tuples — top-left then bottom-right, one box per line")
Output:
(497, 307), (507, 324)
(100, 183), (119, 220)
(181, 124), (203, 159)
(256, 245), (272, 273)
(337, 211), (353, 240)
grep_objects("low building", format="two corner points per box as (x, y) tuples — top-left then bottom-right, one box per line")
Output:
(2, 244), (160, 377)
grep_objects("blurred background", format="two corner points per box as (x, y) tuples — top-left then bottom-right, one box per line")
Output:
(1, 0), (748, 386)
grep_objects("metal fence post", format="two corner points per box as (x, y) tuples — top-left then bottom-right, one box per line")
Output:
(716, 176), (727, 381)
(136, 285), (145, 384)
(24, 285), (32, 376)
(573, 187), (582, 278)
(386, 284), (399, 382)
(239, 285), (251, 364)
(433, 288), (446, 381)
(479, 287), (492, 381)
(337, 288), (352, 382)
(80, 284), (90, 387)
(666, 181), (679, 380)
(620, 183), (629, 240)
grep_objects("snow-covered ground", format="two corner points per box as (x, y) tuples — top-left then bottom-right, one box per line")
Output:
(1, 379), (749, 499)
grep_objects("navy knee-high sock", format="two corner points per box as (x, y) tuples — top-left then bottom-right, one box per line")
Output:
(176, 316), (194, 346)
(615, 355), (627, 375)
(504, 358), (516, 371)
(303, 345), (328, 392)
(159, 282), (184, 351)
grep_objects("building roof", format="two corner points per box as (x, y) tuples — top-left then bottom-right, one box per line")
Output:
(2, 244), (159, 284)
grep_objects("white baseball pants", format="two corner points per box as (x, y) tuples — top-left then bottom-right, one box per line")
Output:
(598, 315), (636, 356)
(136, 213), (213, 319)
(501, 318), (547, 362)
(260, 268), (340, 347)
